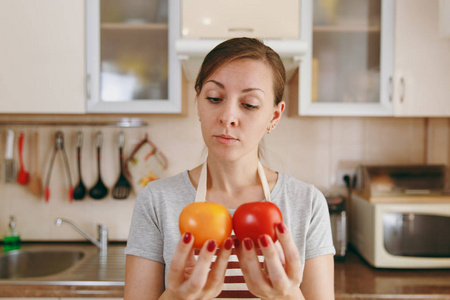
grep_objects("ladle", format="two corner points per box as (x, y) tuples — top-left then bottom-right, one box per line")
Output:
(73, 131), (86, 200)
(89, 131), (108, 200)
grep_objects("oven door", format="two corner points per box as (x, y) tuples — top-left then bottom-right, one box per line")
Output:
(383, 212), (450, 257)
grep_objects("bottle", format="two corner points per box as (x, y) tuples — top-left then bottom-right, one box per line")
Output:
(3, 216), (21, 251)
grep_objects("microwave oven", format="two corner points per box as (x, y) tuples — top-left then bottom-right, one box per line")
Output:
(350, 194), (450, 268)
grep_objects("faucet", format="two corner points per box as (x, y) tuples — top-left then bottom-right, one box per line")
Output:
(55, 218), (108, 253)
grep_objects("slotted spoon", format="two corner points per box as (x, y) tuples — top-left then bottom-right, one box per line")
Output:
(112, 132), (131, 199)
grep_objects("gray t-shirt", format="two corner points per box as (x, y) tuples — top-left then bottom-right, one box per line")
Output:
(125, 171), (335, 291)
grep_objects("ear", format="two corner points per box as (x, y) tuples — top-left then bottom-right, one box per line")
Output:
(270, 101), (285, 126)
(195, 95), (201, 120)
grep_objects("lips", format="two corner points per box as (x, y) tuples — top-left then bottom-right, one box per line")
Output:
(214, 134), (239, 145)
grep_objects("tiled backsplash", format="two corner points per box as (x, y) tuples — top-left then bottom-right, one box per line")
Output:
(0, 96), (449, 242)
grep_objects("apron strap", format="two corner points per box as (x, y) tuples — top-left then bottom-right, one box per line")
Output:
(194, 161), (208, 203)
(194, 160), (271, 203)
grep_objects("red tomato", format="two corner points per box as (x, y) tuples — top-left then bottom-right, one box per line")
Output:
(179, 202), (232, 249)
(233, 201), (283, 244)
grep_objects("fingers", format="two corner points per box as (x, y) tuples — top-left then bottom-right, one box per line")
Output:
(274, 223), (302, 284)
(182, 239), (218, 294)
(236, 223), (303, 298)
(166, 233), (233, 299)
(257, 234), (290, 291)
(205, 237), (233, 292)
(235, 238), (270, 292)
(167, 232), (195, 287)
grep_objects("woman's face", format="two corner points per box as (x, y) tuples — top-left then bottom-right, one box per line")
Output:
(197, 58), (285, 162)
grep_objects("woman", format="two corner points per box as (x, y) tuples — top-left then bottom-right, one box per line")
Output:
(125, 37), (335, 299)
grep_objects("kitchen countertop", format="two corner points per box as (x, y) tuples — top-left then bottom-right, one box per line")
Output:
(335, 248), (450, 300)
(1, 243), (450, 298)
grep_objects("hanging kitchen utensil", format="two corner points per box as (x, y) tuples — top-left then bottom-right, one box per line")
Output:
(44, 130), (73, 203)
(88, 131), (108, 200)
(2, 130), (16, 183)
(17, 132), (29, 185)
(73, 131), (86, 200)
(124, 133), (168, 194)
(112, 132), (131, 199)
(29, 132), (43, 197)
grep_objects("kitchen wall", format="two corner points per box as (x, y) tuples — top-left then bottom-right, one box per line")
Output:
(0, 87), (449, 242)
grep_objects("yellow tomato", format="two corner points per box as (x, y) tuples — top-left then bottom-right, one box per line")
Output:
(179, 202), (232, 249)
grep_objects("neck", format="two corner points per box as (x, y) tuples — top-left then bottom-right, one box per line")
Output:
(206, 155), (260, 193)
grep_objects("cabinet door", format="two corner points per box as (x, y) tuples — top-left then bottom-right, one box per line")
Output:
(0, 0), (85, 114)
(393, 0), (450, 116)
(298, 0), (394, 116)
(86, 0), (182, 113)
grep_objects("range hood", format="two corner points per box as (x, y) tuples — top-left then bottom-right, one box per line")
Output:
(175, 39), (308, 82)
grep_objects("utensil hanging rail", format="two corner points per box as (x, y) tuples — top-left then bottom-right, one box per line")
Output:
(0, 119), (148, 128)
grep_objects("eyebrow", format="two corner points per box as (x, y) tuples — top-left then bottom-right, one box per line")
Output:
(205, 80), (265, 94)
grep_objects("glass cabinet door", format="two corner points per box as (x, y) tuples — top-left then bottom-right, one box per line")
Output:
(298, 0), (394, 116)
(86, 0), (181, 113)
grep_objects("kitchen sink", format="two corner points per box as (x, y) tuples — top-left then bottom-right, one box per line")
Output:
(0, 249), (84, 279)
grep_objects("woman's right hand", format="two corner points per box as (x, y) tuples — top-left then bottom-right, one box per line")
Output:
(161, 233), (233, 300)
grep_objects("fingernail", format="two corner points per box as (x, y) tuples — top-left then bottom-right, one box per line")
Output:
(234, 239), (241, 249)
(259, 235), (269, 248)
(244, 238), (253, 251)
(224, 238), (233, 250)
(277, 223), (285, 234)
(207, 240), (217, 252)
(183, 232), (192, 244)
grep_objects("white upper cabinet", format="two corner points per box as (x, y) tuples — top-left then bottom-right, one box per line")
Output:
(393, 0), (450, 117)
(86, 0), (182, 113)
(298, 0), (394, 116)
(176, 0), (307, 85)
(0, 0), (85, 114)
(181, 0), (300, 39)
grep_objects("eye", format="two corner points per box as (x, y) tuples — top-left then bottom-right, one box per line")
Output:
(206, 97), (221, 103)
(242, 103), (259, 110)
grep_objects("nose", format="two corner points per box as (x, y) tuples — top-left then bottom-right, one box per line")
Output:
(219, 102), (239, 127)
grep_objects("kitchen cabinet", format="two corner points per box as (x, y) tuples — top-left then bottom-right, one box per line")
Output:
(297, 0), (394, 116)
(0, 0), (85, 114)
(86, 0), (182, 113)
(298, 0), (450, 117)
(393, 0), (450, 116)
(0, 0), (181, 115)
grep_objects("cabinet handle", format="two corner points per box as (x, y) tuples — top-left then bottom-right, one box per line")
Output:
(399, 77), (405, 103)
(86, 74), (91, 100)
(389, 77), (393, 102)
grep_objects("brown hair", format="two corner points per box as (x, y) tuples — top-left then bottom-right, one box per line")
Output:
(194, 37), (286, 105)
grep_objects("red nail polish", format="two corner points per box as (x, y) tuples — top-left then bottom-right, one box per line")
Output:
(207, 240), (217, 252)
(277, 223), (285, 234)
(183, 232), (192, 244)
(234, 239), (241, 249)
(224, 238), (233, 250)
(259, 235), (269, 248)
(244, 238), (253, 251)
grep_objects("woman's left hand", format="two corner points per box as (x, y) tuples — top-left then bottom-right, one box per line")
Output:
(235, 223), (305, 300)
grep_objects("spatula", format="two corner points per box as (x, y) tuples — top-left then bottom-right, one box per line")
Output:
(17, 132), (29, 185)
(1, 130), (16, 183)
